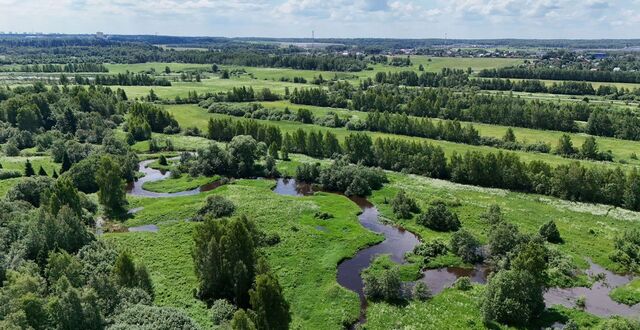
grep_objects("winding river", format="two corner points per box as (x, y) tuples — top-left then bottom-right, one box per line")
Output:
(272, 178), (640, 325)
(121, 167), (640, 324)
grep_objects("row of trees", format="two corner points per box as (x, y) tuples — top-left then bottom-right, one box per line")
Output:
(203, 120), (640, 211)
(479, 66), (640, 84)
(1, 63), (108, 73)
(74, 72), (172, 86)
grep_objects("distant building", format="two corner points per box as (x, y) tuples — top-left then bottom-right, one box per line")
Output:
(96, 32), (105, 39)
(613, 67), (621, 72)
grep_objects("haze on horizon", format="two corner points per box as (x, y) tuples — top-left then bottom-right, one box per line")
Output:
(0, 0), (638, 39)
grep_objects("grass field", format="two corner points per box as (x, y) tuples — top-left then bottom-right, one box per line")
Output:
(105, 179), (381, 329)
(163, 103), (640, 170)
(0, 155), (60, 176)
(252, 100), (640, 165)
(142, 174), (220, 193)
(104, 154), (640, 329)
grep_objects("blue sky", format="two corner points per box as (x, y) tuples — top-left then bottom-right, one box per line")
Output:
(0, 0), (638, 39)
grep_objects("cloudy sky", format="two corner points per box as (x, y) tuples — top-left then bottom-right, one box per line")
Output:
(0, 0), (638, 39)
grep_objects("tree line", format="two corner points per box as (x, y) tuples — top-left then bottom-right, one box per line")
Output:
(479, 66), (640, 84)
(0, 63), (108, 73)
(204, 118), (640, 211)
(73, 72), (172, 86)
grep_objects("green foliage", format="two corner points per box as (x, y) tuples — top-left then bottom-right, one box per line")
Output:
(196, 195), (236, 220)
(24, 159), (35, 176)
(413, 239), (448, 261)
(449, 229), (482, 263)
(231, 309), (256, 330)
(488, 221), (522, 258)
(193, 215), (258, 307)
(610, 228), (640, 272)
(110, 304), (201, 330)
(27, 206), (94, 262)
(453, 276), (472, 290)
(481, 269), (544, 325)
(412, 282), (431, 301)
(96, 155), (127, 218)
(211, 299), (237, 325)
(416, 202), (461, 232)
(539, 220), (562, 243)
(249, 272), (291, 330)
(363, 267), (402, 302)
(390, 190), (419, 219)
(609, 279), (640, 306)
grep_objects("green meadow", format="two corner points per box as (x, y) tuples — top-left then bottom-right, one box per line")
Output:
(162, 103), (640, 170)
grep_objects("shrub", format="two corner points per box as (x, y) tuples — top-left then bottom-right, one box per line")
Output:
(391, 190), (419, 219)
(3, 142), (20, 156)
(610, 228), (640, 272)
(210, 299), (237, 325)
(539, 220), (562, 243)
(481, 270), (544, 325)
(412, 282), (431, 301)
(417, 202), (461, 232)
(413, 240), (448, 260)
(453, 276), (472, 290)
(450, 230), (483, 263)
(0, 170), (21, 180)
(196, 195), (235, 220)
(110, 305), (199, 330)
(363, 267), (402, 302)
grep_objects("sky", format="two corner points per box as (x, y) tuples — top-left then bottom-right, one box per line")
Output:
(0, 0), (639, 39)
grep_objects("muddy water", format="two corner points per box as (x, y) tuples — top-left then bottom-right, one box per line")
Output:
(544, 260), (640, 317)
(272, 179), (640, 323)
(126, 159), (222, 198)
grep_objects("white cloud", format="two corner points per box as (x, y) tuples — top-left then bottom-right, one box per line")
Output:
(0, 0), (637, 38)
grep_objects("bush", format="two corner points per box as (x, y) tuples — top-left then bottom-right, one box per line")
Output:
(295, 163), (321, 182)
(453, 276), (472, 290)
(413, 240), (448, 260)
(391, 190), (419, 219)
(450, 230), (483, 263)
(210, 299), (237, 325)
(610, 228), (640, 273)
(110, 305), (200, 330)
(417, 202), (461, 232)
(539, 220), (562, 243)
(3, 142), (20, 156)
(0, 170), (21, 180)
(363, 267), (402, 302)
(196, 195), (235, 220)
(412, 282), (431, 301)
(481, 270), (544, 325)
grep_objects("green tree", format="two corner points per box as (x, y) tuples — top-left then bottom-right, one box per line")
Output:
(249, 272), (291, 330)
(268, 142), (279, 159)
(193, 216), (258, 307)
(416, 202), (461, 232)
(502, 128), (516, 143)
(96, 156), (127, 218)
(481, 269), (544, 325)
(450, 229), (482, 263)
(228, 135), (259, 177)
(488, 221), (522, 258)
(323, 131), (341, 158)
(580, 136), (599, 159)
(231, 309), (257, 330)
(61, 151), (72, 173)
(539, 220), (562, 243)
(113, 251), (137, 288)
(24, 159), (35, 177)
(390, 190), (419, 219)
(555, 134), (576, 155)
